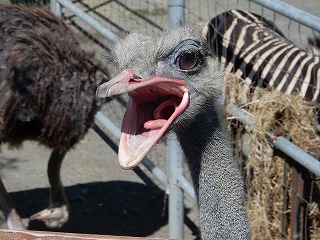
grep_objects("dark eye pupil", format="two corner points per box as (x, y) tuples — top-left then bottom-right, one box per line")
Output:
(177, 52), (198, 70)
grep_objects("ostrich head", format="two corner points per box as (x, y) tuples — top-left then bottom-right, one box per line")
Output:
(96, 27), (224, 169)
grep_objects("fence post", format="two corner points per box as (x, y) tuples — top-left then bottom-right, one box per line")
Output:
(167, 137), (185, 240)
(50, 0), (62, 17)
(168, 0), (185, 28)
(167, 1), (186, 239)
(252, 0), (320, 32)
(56, 0), (119, 43)
(288, 158), (307, 240)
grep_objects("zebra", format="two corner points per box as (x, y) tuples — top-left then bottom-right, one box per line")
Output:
(306, 36), (320, 56)
(202, 9), (320, 104)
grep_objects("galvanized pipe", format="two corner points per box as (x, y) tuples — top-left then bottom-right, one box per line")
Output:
(178, 175), (196, 202)
(227, 103), (254, 127)
(167, 1), (186, 238)
(140, 157), (168, 187)
(50, 0), (62, 17)
(95, 111), (121, 139)
(168, 0), (185, 27)
(227, 103), (320, 177)
(56, 0), (119, 43)
(167, 135), (184, 240)
(252, 0), (320, 32)
(274, 137), (320, 177)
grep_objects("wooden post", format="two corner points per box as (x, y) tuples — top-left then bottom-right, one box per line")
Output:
(0, 229), (167, 240)
(289, 159), (307, 240)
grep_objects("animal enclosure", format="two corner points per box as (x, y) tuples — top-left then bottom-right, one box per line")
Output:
(55, 1), (320, 239)
(0, 0), (319, 239)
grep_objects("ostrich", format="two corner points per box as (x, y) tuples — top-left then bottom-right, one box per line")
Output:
(0, 4), (109, 229)
(96, 27), (250, 239)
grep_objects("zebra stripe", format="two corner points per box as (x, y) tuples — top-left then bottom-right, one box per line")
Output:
(203, 9), (320, 103)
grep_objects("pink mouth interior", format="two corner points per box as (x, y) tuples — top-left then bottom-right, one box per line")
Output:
(119, 81), (189, 169)
(128, 86), (182, 132)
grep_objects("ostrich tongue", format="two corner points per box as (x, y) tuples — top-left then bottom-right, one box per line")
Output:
(96, 69), (189, 169)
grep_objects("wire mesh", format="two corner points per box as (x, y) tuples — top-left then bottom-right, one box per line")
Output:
(57, 1), (319, 239)
(2, 0), (319, 239)
(57, 1), (200, 238)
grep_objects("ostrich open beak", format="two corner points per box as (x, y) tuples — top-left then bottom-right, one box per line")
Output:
(96, 69), (189, 169)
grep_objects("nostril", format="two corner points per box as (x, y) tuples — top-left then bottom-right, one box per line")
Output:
(129, 74), (142, 84)
(132, 73), (142, 80)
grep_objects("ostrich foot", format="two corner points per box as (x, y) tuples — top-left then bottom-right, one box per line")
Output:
(7, 208), (25, 230)
(30, 204), (69, 228)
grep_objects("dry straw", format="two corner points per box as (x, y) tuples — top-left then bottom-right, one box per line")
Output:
(225, 73), (320, 239)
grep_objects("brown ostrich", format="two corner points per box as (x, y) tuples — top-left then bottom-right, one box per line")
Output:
(0, 4), (109, 229)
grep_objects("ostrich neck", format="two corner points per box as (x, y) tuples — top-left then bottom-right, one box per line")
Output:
(175, 105), (250, 239)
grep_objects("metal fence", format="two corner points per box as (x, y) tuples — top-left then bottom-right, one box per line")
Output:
(48, 1), (320, 239)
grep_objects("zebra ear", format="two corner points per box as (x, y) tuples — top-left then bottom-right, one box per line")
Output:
(306, 37), (320, 56)
(200, 27), (212, 57)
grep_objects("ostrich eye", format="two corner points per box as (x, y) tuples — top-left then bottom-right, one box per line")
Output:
(175, 51), (199, 70)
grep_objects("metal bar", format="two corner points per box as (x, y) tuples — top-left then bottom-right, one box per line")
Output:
(252, 0), (320, 32)
(227, 103), (320, 177)
(142, 155), (197, 202)
(70, 1), (129, 34)
(167, 135), (184, 240)
(56, 0), (119, 43)
(178, 175), (196, 202)
(168, 0), (185, 27)
(95, 111), (121, 139)
(227, 103), (254, 127)
(141, 158), (168, 187)
(167, 1), (186, 238)
(50, 0), (62, 17)
(274, 137), (320, 177)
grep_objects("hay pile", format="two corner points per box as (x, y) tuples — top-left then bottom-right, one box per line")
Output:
(225, 73), (320, 239)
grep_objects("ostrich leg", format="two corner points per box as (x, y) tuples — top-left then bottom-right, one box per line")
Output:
(0, 178), (25, 229)
(30, 150), (69, 228)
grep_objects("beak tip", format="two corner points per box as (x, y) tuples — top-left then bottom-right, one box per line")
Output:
(95, 84), (109, 99)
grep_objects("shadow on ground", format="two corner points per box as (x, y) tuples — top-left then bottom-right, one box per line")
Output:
(10, 181), (171, 237)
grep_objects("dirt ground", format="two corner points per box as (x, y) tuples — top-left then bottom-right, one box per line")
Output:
(0, 125), (199, 239)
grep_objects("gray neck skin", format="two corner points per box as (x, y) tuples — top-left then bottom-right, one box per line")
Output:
(175, 102), (250, 240)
